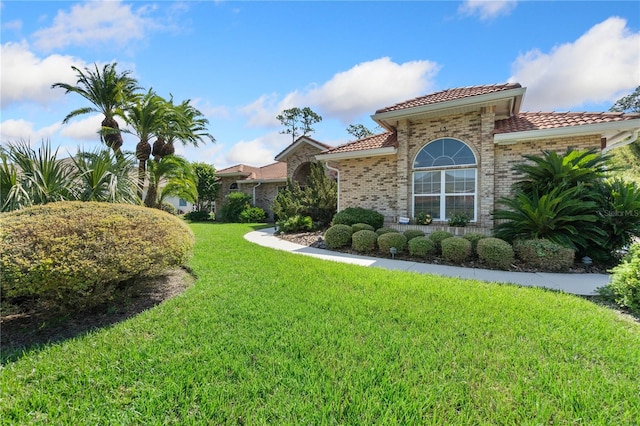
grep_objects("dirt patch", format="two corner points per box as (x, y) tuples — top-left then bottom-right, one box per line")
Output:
(1, 268), (194, 361)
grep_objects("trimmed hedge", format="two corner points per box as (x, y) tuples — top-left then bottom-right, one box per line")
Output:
(403, 229), (426, 241)
(376, 227), (399, 236)
(352, 230), (378, 253)
(441, 237), (472, 263)
(324, 224), (353, 249)
(0, 201), (195, 311)
(515, 239), (575, 272)
(377, 232), (407, 254)
(605, 243), (640, 315)
(429, 231), (454, 253)
(332, 207), (384, 230)
(463, 233), (487, 257)
(477, 237), (514, 270)
(408, 237), (435, 258)
(352, 223), (375, 233)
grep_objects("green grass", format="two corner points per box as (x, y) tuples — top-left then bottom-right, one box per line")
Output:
(2, 223), (639, 424)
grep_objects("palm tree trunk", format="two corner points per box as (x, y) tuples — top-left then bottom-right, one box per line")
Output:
(102, 116), (124, 160)
(136, 139), (151, 200)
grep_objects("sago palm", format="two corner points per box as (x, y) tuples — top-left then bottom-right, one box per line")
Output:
(52, 63), (140, 157)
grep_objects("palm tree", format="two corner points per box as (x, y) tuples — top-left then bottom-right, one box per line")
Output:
(52, 63), (140, 158)
(144, 155), (198, 209)
(117, 89), (168, 198)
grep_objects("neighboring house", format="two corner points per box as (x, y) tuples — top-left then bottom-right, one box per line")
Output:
(216, 83), (640, 230)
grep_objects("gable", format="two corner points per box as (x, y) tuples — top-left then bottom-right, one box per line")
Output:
(274, 136), (333, 162)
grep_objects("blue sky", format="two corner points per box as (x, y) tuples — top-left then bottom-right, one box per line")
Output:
(1, 0), (639, 169)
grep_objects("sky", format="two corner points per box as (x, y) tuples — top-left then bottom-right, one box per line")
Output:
(1, 0), (639, 170)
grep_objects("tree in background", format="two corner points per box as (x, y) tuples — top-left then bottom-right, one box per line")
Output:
(144, 155), (198, 209)
(192, 162), (218, 212)
(346, 123), (375, 139)
(52, 63), (140, 158)
(276, 107), (322, 142)
(609, 86), (640, 185)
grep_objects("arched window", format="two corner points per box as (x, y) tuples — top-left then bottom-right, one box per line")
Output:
(413, 138), (477, 221)
(229, 182), (238, 191)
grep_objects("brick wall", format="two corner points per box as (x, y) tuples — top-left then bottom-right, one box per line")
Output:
(214, 177), (283, 221)
(286, 143), (324, 180)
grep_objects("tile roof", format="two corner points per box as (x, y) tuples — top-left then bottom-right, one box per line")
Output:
(320, 132), (397, 155)
(217, 161), (287, 181)
(494, 112), (640, 134)
(375, 83), (522, 114)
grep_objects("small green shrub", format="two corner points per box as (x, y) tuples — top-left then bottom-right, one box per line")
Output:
(239, 206), (267, 223)
(351, 230), (378, 253)
(376, 227), (399, 236)
(441, 237), (472, 263)
(448, 214), (470, 227)
(408, 237), (435, 258)
(477, 238), (514, 270)
(324, 224), (353, 249)
(429, 231), (454, 253)
(602, 243), (640, 315)
(0, 201), (194, 312)
(184, 210), (212, 222)
(352, 222), (375, 233)
(160, 202), (178, 215)
(220, 192), (251, 223)
(515, 239), (575, 271)
(463, 233), (487, 256)
(403, 229), (426, 241)
(414, 212), (433, 225)
(377, 232), (407, 254)
(278, 215), (313, 233)
(332, 207), (384, 230)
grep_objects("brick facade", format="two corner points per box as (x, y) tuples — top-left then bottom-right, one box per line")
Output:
(285, 143), (324, 181)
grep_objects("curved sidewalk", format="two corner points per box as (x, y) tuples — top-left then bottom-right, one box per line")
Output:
(245, 228), (610, 296)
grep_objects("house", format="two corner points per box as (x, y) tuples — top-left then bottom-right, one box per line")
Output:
(217, 83), (640, 229)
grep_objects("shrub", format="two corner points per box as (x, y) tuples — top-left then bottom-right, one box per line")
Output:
(414, 212), (432, 225)
(463, 233), (487, 257)
(408, 237), (435, 257)
(403, 229), (426, 241)
(184, 210), (213, 222)
(603, 243), (640, 315)
(220, 192), (251, 223)
(448, 214), (470, 227)
(351, 230), (378, 253)
(429, 231), (454, 253)
(377, 232), (407, 254)
(352, 222), (375, 233)
(160, 202), (178, 215)
(441, 237), (472, 263)
(324, 224), (353, 249)
(332, 207), (384, 230)
(0, 201), (194, 312)
(477, 238), (514, 270)
(278, 215), (313, 233)
(376, 227), (399, 236)
(515, 239), (575, 272)
(239, 206), (267, 223)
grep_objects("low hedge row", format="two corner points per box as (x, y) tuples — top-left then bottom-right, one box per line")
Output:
(1, 201), (195, 311)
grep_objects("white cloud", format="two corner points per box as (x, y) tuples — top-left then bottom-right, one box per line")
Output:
(458, 0), (517, 21)
(0, 41), (86, 108)
(242, 57), (440, 127)
(510, 17), (640, 111)
(32, 0), (156, 51)
(0, 118), (61, 143)
(59, 114), (104, 141)
(225, 132), (290, 167)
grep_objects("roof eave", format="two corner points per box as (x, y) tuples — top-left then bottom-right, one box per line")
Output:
(315, 147), (397, 161)
(274, 137), (331, 162)
(494, 119), (640, 145)
(236, 178), (287, 184)
(372, 87), (527, 126)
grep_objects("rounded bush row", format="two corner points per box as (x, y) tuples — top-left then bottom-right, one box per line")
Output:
(477, 237), (514, 270)
(514, 239), (575, 271)
(441, 237), (472, 263)
(0, 201), (195, 311)
(352, 230), (378, 253)
(332, 207), (384, 231)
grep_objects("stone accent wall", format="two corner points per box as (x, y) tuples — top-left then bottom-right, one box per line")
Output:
(494, 134), (601, 202)
(214, 176), (238, 215)
(337, 155), (398, 221)
(286, 143), (324, 180)
(214, 177), (283, 221)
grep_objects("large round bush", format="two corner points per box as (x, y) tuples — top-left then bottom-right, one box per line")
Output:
(351, 230), (378, 253)
(429, 231), (453, 253)
(332, 207), (384, 230)
(477, 237), (514, 270)
(324, 224), (353, 249)
(377, 232), (407, 254)
(0, 202), (195, 310)
(441, 237), (472, 263)
(515, 239), (575, 271)
(408, 237), (435, 258)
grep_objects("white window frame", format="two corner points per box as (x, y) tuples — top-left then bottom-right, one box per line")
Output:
(412, 138), (478, 222)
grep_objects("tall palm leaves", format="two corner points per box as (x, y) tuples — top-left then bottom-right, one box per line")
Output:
(144, 155), (198, 209)
(71, 148), (138, 203)
(52, 63), (140, 157)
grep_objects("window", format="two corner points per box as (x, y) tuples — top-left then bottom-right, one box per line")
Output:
(178, 198), (187, 207)
(229, 182), (238, 191)
(413, 138), (477, 221)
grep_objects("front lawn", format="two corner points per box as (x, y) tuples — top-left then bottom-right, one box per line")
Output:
(2, 223), (639, 424)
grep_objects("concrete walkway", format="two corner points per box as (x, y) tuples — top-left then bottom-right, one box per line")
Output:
(244, 228), (611, 296)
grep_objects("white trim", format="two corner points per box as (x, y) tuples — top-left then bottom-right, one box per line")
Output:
(236, 178), (287, 184)
(315, 147), (397, 161)
(494, 119), (640, 144)
(412, 168), (477, 222)
(275, 137), (330, 161)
